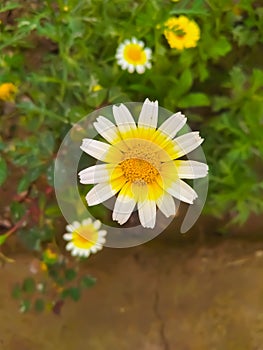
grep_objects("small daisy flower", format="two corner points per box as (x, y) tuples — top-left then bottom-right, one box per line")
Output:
(116, 37), (152, 74)
(0, 82), (17, 101)
(79, 98), (208, 229)
(164, 16), (200, 50)
(63, 219), (107, 258)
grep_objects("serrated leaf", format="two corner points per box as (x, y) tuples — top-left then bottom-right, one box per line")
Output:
(0, 157), (7, 186)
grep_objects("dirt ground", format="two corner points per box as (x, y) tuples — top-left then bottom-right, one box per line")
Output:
(1, 215), (263, 350)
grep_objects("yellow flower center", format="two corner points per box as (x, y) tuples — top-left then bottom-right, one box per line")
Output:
(72, 225), (98, 249)
(123, 44), (147, 65)
(120, 158), (159, 184)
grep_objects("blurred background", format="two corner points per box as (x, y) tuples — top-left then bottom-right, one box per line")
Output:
(0, 0), (263, 349)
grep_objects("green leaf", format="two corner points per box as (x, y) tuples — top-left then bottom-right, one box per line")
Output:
(0, 233), (8, 246)
(46, 162), (54, 187)
(12, 284), (22, 299)
(0, 3), (21, 13)
(44, 204), (61, 218)
(81, 276), (96, 288)
(17, 166), (44, 193)
(17, 227), (41, 251)
(177, 69), (193, 97)
(22, 278), (36, 293)
(40, 131), (55, 155)
(65, 269), (77, 281)
(19, 299), (31, 313)
(209, 36), (232, 58)
(34, 299), (45, 313)
(178, 93), (210, 108)
(62, 287), (81, 301)
(10, 202), (26, 221)
(0, 157), (7, 186)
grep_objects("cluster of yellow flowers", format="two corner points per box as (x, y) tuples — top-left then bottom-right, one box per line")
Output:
(116, 15), (200, 74)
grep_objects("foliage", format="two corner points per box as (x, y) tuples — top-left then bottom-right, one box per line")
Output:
(0, 0), (263, 312)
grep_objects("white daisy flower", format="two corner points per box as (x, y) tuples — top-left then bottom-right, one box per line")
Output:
(63, 219), (107, 258)
(79, 98), (208, 229)
(115, 37), (152, 74)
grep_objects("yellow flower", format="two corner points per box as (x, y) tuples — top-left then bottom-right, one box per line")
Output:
(40, 262), (48, 272)
(42, 248), (58, 264)
(79, 98), (208, 229)
(92, 84), (103, 92)
(116, 38), (152, 74)
(0, 83), (17, 101)
(164, 16), (200, 50)
(63, 219), (107, 258)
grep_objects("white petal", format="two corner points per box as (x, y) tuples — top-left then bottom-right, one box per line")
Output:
(66, 242), (74, 251)
(71, 249), (79, 256)
(66, 225), (74, 232)
(113, 104), (136, 134)
(113, 186), (136, 225)
(80, 138), (111, 161)
(136, 65), (145, 74)
(86, 182), (118, 206)
(92, 245), (102, 253)
(85, 250), (91, 258)
(146, 62), (152, 69)
(138, 199), (156, 229)
(63, 233), (73, 241)
(98, 237), (106, 244)
(82, 218), (92, 226)
(166, 179), (198, 204)
(145, 48), (152, 59)
(120, 61), (129, 70)
(156, 192), (177, 217)
(159, 112), (187, 138)
(94, 244), (103, 251)
(98, 230), (107, 237)
(93, 220), (101, 230)
(82, 250), (90, 258)
(174, 160), (208, 179)
(94, 116), (121, 144)
(79, 164), (113, 184)
(128, 64), (135, 73)
(138, 98), (158, 129)
(172, 132), (204, 158)
(71, 221), (80, 229)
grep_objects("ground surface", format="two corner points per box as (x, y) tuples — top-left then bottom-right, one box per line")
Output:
(1, 217), (263, 350)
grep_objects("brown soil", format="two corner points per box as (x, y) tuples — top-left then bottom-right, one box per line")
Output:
(1, 217), (263, 350)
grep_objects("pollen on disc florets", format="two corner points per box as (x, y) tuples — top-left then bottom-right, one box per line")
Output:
(120, 158), (159, 184)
